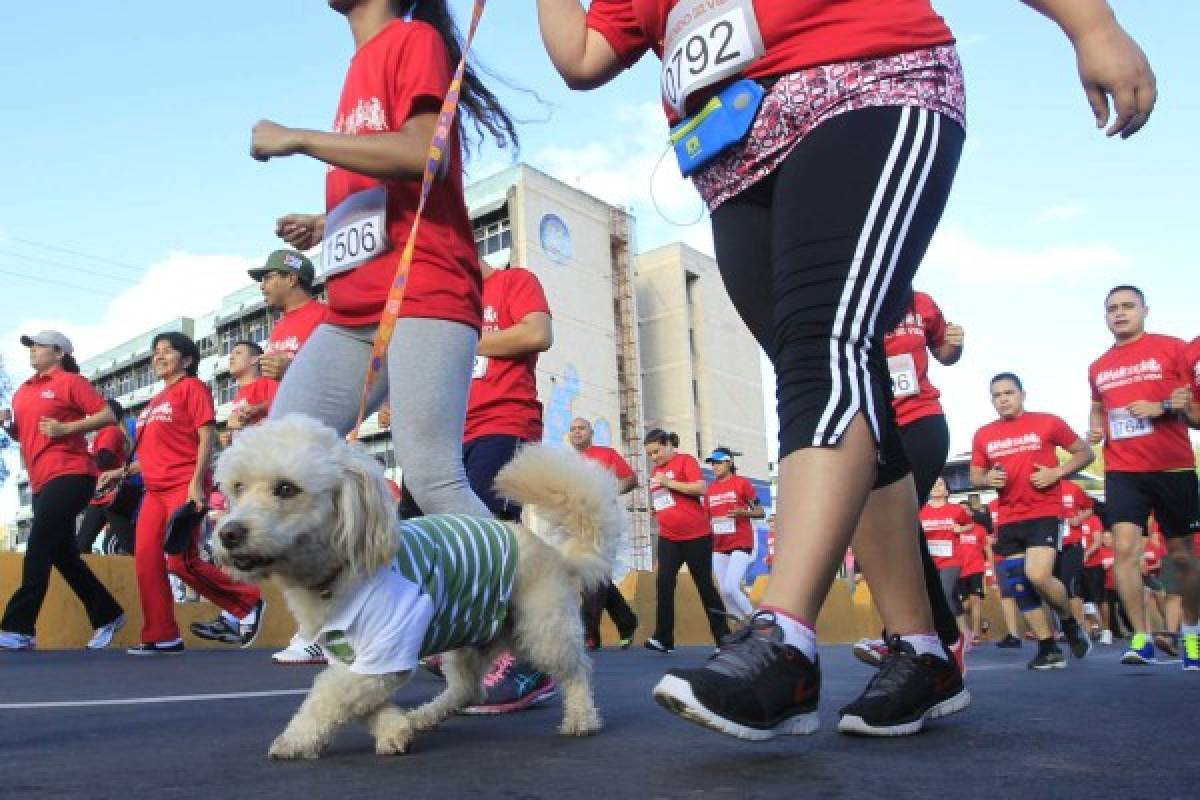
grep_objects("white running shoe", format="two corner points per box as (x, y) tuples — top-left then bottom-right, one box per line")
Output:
(1099, 629), (1113, 645)
(87, 614), (127, 650)
(272, 634), (326, 665)
(0, 630), (35, 651)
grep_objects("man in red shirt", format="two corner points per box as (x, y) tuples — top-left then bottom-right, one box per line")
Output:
(954, 506), (990, 643)
(972, 372), (1094, 670)
(225, 341), (278, 433)
(917, 478), (972, 641)
(1087, 285), (1200, 668)
(570, 417), (640, 649)
(248, 250), (327, 385)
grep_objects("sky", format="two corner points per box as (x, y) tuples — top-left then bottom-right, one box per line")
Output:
(1, 1), (1196, 522)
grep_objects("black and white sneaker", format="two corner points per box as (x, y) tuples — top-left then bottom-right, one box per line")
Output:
(644, 638), (674, 654)
(239, 599), (266, 648)
(189, 615), (241, 644)
(837, 636), (970, 736)
(1027, 643), (1067, 670)
(1062, 620), (1092, 660)
(127, 640), (185, 656)
(652, 612), (820, 741)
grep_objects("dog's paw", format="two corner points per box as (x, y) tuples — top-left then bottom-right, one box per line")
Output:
(268, 732), (323, 760)
(372, 716), (414, 755)
(406, 705), (444, 732)
(559, 710), (603, 737)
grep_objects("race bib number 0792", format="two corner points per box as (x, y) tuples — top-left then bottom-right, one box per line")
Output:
(660, 0), (765, 117)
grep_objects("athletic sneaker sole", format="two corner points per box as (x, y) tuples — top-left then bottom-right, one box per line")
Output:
(1120, 651), (1155, 665)
(458, 684), (558, 715)
(651, 675), (819, 742)
(851, 645), (885, 669)
(271, 657), (327, 665)
(86, 614), (127, 650)
(836, 686), (972, 737)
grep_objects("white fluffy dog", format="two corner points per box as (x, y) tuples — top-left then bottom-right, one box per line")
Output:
(211, 414), (623, 759)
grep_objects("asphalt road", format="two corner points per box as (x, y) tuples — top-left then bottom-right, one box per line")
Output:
(1, 640), (1197, 799)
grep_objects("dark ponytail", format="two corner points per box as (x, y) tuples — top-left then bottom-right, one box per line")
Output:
(60, 352), (80, 374)
(644, 428), (680, 448)
(393, 0), (518, 153)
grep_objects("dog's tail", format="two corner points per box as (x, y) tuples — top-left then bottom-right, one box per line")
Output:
(493, 444), (624, 591)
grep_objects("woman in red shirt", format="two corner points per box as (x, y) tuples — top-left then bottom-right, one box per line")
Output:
(704, 447), (763, 622)
(75, 398), (138, 556)
(249, 0), (517, 523)
(99, 333), (263, 655)
(0, 331), (124, 651)
(644, 429), (729, 653)
(538, 0), (1154, 739)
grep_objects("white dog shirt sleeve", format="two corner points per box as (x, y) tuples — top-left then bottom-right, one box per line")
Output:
(319, 562), (435, 675)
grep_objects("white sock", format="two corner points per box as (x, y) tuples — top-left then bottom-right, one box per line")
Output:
(900, 633), (946, 660)
(760, 605), (817, 660)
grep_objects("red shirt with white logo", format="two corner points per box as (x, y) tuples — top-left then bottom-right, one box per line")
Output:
(89, 425), (129, 506)
(581, 445), (635, 482)
(1088, 333), (1194, 472)
(586, 0), (953, 122)
(324, 20), (481, 330)
(231, 377), (279, 429)
(266, 299), (326, 362)
(884, 291), (948, 427)
(464, 268), (550, 443)
(919, 502), (970, 569)
(1059, 481), (1094, 547)
(1081, 518), (1105, 568)
(972, 412), (1081, 525)
(650, 453), (710, 541)
(136, 377), (216, 491)
(958, 523), (988, 578)
(1143, 533), (1166, 576)
(1099, 546), (1116, 589)
(9, 368), (108, 493)
(705, 474), (758, 553)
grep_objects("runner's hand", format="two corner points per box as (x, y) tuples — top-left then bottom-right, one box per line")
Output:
(1126, 400), (1164, 419)
(1169, 387), (1193, 411)
(943, 324), (964, 349)
(97, 469), (124, 493)
(259, 352), (290, 381)
(986, 468), (1007, 489)
(0, 408), (11, 427)
(188, 480), (208, 510)
(1071, 22), (1156, 138)
(38, 417), (68, 438)
(251, 119), (303, 161)
(275, 213), (325, 250)
(1087, 427), (1105, 445)
(1030, 464), (1062, 490)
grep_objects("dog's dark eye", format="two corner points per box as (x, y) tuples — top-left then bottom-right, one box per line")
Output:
(274, 481), (302, 499)
(231, 482), (244, 497)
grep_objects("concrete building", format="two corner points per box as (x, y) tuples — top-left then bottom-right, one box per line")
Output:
(8, 164), (771, 571)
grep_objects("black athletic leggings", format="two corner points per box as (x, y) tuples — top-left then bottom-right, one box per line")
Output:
(711, 106), (964, 645)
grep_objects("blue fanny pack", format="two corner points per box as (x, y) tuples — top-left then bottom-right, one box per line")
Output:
(669, 78), (765, 178)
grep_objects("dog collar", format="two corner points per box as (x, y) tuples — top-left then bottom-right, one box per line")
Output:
(312, 566), (343, 599)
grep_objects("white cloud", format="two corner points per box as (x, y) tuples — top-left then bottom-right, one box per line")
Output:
(1033, 203), (1087, 224)
(923, 224), (1129, 285)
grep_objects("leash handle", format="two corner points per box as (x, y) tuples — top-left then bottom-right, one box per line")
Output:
(351, 0), (488, 440)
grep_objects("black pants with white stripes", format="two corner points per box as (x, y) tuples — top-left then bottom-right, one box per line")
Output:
(712, 105), (964, 646)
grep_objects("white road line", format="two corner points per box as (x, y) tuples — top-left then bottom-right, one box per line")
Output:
(0, 688), (308, 710)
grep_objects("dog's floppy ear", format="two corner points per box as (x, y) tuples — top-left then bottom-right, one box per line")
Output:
(332, 447), (398, 576)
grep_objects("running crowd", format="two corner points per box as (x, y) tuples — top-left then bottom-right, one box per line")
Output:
(0, 0), (1179, 742)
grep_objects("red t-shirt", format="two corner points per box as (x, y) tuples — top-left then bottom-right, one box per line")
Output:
(9, 368), (107, 493)
(89, 425), (129, 506)
(586, 0), (953, 122)
(231, 377), (279, 429)
(266, 299), (326, 361)
(1081, 517), (1105, 568)
(1059, 481), (1094, 547)
(1099, 546), (1116, 589)
(971, 411), (1081, 526)
(705, 474), (758, 553)
(987, 498), (1001, 531)
(1089, 333), (1194, 473)
(1143, 533), (1166, 576)
(919, 502), (970, 570)
(1187, 336), (1200, 391)
(136, 377), (216, 490)
(580, 445), (635, 482)
(324, 20), (481, 330)
(464, 268), (550, 443)
(650, 453), (710, 541)
(884, 291), (948, 427)
(958, 523), (988, 578)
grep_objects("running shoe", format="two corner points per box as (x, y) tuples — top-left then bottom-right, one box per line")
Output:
(460, 654), (557, 715)
(644, 637), (674, 654)
(652, 612), (820, 741)
(996, 634), (1022, 648)
(1027, 646), (1067, 670)
(420, 653), (445, 678)
(87, 613), (126, 650)
(852, 638), (889, 668)
(127, 640), (185, 655)
(271, 634), (327, 665)
(1153, 633), (1179, 658)
(1120, 633), (1156, 665)
(947, 633), (969, 676)
(239, 599), (266, 647)
(1062, 619), (1092, 660)
(189, 615), (241, 644)
(618, 616), (639, 650)
(1099, 629), (1113, 645)
(837, 637), (970, 736)
(1182, 633), (1200, 672)
(0, 631), (35, 651)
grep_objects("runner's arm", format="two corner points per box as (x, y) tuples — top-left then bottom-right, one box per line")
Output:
(661, 477), (707, 497)
(477, 312), (553, 358)
(1087, 400), (1106, 444)
(1056, 438), (1095, 481)
(536, 0), (626, 89)
(931, 324), (964, 366)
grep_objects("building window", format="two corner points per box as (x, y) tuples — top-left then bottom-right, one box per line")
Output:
(215, 373), (239, 406)
(198, 336), (217, 358)
(473, 210), (512, 259)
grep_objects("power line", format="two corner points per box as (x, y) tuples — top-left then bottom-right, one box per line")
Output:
(0, 266), (118, 297)
(0, 250), (131, 285)
(4, 235), (145, 276)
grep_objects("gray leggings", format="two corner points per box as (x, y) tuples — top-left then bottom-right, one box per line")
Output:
(270, 317), (491, 519)
(938, 566), (962, 616)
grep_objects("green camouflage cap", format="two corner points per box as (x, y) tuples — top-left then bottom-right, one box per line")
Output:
(248, 250), (314, 285)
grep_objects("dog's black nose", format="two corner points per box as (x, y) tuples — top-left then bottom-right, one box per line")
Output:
(219, 522), (248, 550)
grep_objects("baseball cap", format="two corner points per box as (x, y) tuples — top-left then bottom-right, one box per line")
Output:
(20, 330), (73, 355)
(248, 250), (315, 285)
(705, 448), (734, 464)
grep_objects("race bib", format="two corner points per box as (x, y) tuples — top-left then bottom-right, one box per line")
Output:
(652, 489), (675, 512)
(928, 539), (954, 559)
(660, 0), (765, 117)
(887, 353), (920, 398)
(472, 356), (489, 380)
(319, 185), (390, 280)
(1108, 409), (1153, 441)
(711, 516), (736, 535)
